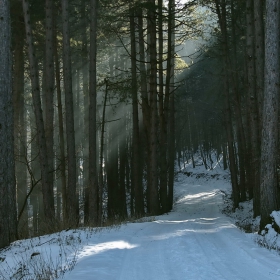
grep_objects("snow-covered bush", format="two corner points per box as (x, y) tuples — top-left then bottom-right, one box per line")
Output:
(255, 211), (280, 252)
(0, 231), (82, 280)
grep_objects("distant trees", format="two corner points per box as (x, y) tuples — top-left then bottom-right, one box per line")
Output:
(22, 0), (55, 228)
(7, 0), (280, 247)
(177, 0), (280, 230)
(0, 0), (198, 247)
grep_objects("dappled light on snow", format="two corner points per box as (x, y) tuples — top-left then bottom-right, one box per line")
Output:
(2, 163), (280, 280)
(77, 241), (139, 259)
(60, 164), (280, 279)
(176, 190), (219, 204)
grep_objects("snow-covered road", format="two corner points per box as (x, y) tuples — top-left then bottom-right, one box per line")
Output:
(62, 170), (280, 280)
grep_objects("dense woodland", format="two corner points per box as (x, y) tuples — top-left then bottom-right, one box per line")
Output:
(0, 0), (279, 249)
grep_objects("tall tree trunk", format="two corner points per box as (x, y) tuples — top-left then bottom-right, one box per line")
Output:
(246, 0), (260, 216)
(81, 0), (90, 225)
(98, 79), (108, 225)
(61, 0), (78, 226)
(119, 119), (128, 218)
(167, 0), (175, 211)
(45, 0), (55, 212)
(30, 124), (42, 236)
(252, 0), (264, 216)
(75, 69), (82, 219)
(54, 31), (67, 222)
(13, 10), (28, 236)
(236, 128), (246, 201)
(158, 0), (168, 214)
(137, 8), (149, 142)
(137, 8), (151, 211)
(254, 0), (264, 124)
(253, 0), (264, 215)
(222, 141), (228, 170)
(106, 129), (119, 220)
(22, 0), (55, 228)
(53, 109), (61, 222)
(230, 0), (248, 202)
(0, 0), (18, 247)
(88, 0), (99, 226)
(130, 6), (144, 217)
(147, 0), (160, 215)
(168, 84), (175, 212)
(260, 0), (280, 229)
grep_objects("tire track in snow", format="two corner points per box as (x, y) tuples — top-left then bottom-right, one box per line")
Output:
(118, 222), (170, 280)
(188, 184), (279, 280)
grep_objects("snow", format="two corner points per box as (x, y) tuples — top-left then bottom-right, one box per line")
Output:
(256, 211), (280, 252)
(271, 211), (280, 228)
(1, 158), (280, 279)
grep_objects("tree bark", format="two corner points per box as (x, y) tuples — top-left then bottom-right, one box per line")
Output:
(88, 0), (99, 226)
(158, 0), (168, 214)
(98, 79), (108, 225)
(230, 0), (247, 202)
(254, 0), (264, 124)
(147, 0), (160, 215)
(81, 0), (90, 225)
(13, 9), (28, 235)
(61, 0), (78, 226)
(119, 120), (128, 218)
(54, 29), (67, 222)
(130, 6), (144, 216)
(137, 8), (151, 212)
(253, 0), (264, 217)
(0, 0), (18, 247)
(260, 0), (280, 229)
(45, 0), (55, 208)
(246, 0), (261, 216)
(167, 0), (175, 211)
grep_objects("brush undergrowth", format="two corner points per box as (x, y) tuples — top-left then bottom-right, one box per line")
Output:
(0, 231), (82, 280)
(0, 215), (157, 280)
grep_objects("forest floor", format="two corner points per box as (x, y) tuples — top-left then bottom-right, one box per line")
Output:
(1, 157), (280, 279)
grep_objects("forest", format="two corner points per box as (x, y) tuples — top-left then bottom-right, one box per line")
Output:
(0, 0), (279, 252)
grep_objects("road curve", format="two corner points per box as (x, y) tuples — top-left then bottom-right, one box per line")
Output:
(64, 172), (280, 280)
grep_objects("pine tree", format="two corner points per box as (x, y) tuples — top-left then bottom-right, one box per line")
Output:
(61, 0), (79, 226)
(88, 0), (99, 226)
